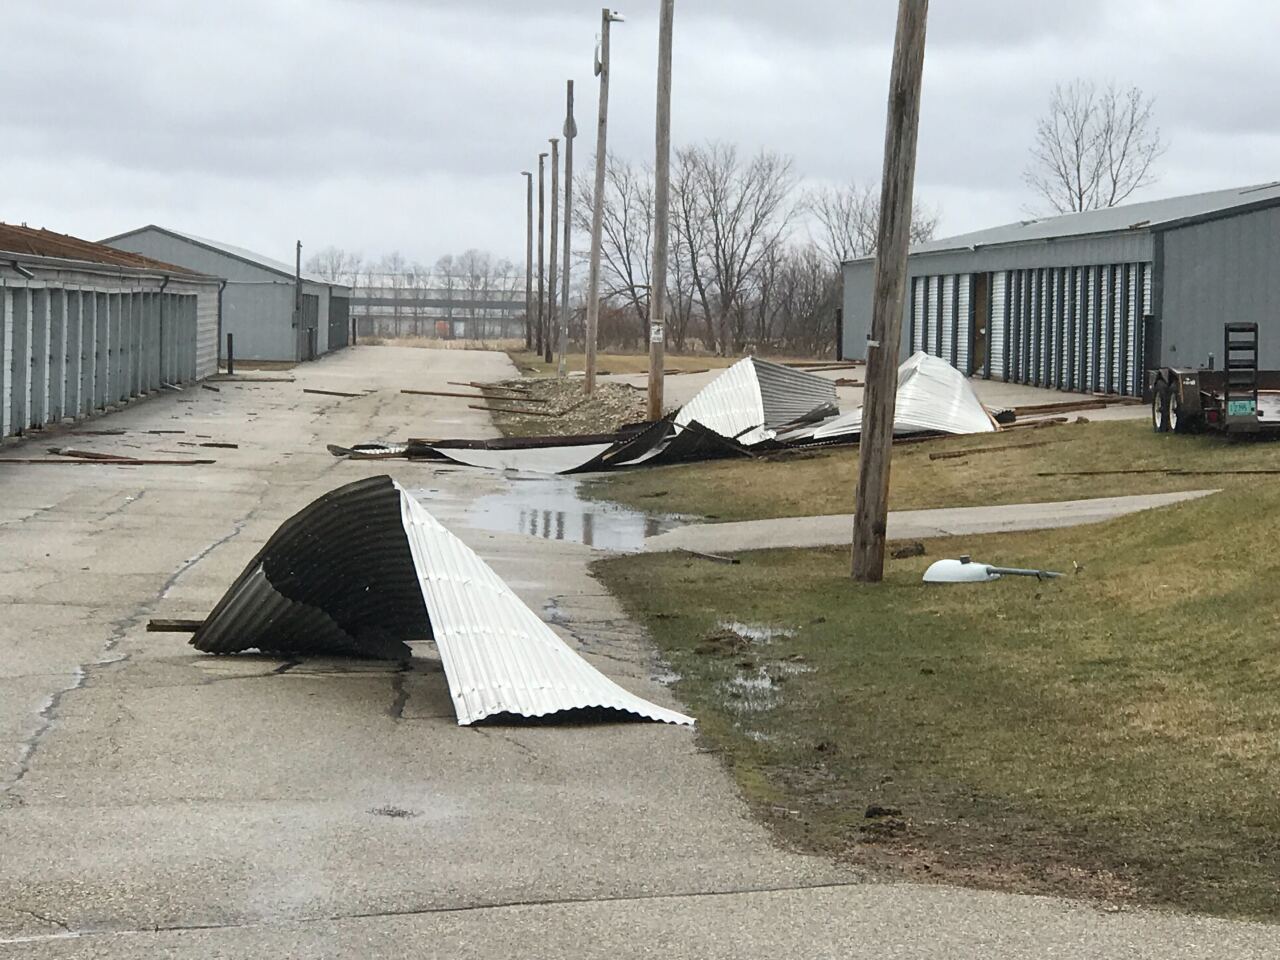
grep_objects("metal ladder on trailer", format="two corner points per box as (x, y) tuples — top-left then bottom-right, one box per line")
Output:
(1223, 322), (1259, 427)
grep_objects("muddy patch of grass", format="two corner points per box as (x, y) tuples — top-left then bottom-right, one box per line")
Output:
(596, 484), (1280, 919)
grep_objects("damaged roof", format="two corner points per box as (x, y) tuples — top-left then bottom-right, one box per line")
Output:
(674, 358), (838, 446)
(0, 222), (208, 277)
(813, 352), (997, 440)
(192, 475), (692, 726)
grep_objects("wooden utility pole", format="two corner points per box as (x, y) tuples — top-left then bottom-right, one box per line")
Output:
(648, 0), (674, 421)
(536, 151), (547, 357)
(585, 8), (625, 394)
(851, 0), (930, 582)
(294, 240), (304, 359)
(559, 80), (576, 377)
(547, 138), (560, 365)
(523, 171), (533, 350)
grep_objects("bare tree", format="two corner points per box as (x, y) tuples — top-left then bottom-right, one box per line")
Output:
(376, 251), (408, 332)
(808, 182), (938, 266)
(305, 246), (363, 287)
(1024, 79), (1167, 214)
(455, 249), (495, 337)
(573, 156), (654, 347)
(677, 142), (796, 354)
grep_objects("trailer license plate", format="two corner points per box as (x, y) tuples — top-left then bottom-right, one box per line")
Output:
(1228, 400), (1257, 416)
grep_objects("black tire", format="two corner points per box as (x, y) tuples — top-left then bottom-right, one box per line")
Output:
(1152, 382), (1171, 433)
(1169, 389), (1190, 433)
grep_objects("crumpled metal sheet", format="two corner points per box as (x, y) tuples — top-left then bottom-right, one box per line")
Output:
(191, 475), (692, 727)
(398, 486), (692, 726)
(191, 476), (430, 661)
(432, 442), (616, 474)
(674, 358), (838, 445)
(812, 352), (997, 440)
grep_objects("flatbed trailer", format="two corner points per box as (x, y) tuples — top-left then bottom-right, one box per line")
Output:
(1148, 322), (1280, 435)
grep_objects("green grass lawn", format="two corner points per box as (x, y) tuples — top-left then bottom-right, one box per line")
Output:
(581, 419), (1280, 520)
(596, 480), (1280, 918)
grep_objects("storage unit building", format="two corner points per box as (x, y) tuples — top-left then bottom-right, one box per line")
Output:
(841, 182), (1280, 396)
(0, 223), (219, 438)
(102, 226), (352, 362)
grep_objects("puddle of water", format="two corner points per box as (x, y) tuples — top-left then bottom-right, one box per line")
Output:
(724, 667), (780, 714)
(443, 475), (684, 552)
(717, 621), (796, 645)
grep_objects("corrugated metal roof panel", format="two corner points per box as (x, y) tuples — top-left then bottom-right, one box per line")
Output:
(812, 352), (997, 439)
(398, 484), (692, 726)
(753, 358), (840, 427)
(192, 475), (691, 726)
(674, 358), (837, 446)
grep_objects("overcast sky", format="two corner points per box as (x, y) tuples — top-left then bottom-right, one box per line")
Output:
(5, 1), (1278, 271)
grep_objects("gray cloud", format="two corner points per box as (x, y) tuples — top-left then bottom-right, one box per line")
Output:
(2, 0), (1276, 266)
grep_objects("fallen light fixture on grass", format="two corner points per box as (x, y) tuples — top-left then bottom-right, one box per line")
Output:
(190, 475), (693, 726)
(922, 555), (1064, 583)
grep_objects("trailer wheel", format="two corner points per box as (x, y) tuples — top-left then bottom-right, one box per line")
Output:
(1152, 381), (1171, 433)
(1169, 390), (1191, 433)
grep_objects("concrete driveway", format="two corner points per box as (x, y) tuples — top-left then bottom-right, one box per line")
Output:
(1, 346), (1275, 958)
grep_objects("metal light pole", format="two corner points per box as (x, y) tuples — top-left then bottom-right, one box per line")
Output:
(537, 151), (548, 358)
(851, 0), (930, 582)
(584, 7), (625, 395)
(523, 171), (533, 350)
(559, 80), (577, 377)
(648, 0), (675, 420)
(547, 137), (560, 365)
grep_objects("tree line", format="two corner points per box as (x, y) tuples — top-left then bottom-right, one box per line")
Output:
(577, 141), (937, 356)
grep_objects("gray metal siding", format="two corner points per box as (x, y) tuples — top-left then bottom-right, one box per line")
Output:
(221, 283), (298, 361)
(106, 229), (283, 284)
(0, 275), (202, 438)
(1160, 204), (1280, 369)
(840, 260), (877, 360)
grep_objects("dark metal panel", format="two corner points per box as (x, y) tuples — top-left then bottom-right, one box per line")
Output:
(950, 274), (960, 367)
(328, 294), (351, 350)
(1091, 266), (1104, 392)
(1120, 263), (1133, 396)
(933, 275), (943, 357)
(192, 476), (430, 660)
(907, 276), (917, 353)
(1002, 271), (1012, 382)
(1066, 267), (1077, 391)
(1021, 268), (1032, 383)
(10, 289), (29, 433)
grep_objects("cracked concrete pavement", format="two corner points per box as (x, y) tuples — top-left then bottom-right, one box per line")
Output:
(1, 345), (1276, 957)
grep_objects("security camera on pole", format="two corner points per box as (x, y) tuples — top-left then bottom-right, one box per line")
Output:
(584, 7), (624, 395)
